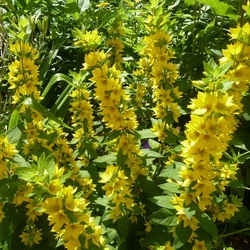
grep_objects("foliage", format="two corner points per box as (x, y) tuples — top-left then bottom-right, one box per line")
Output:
(1, 0), (250, 249)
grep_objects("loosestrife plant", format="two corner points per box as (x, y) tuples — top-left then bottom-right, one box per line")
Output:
(1, 0), (250, 250)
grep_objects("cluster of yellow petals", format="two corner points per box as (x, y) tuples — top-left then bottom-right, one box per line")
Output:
(86, 50), (138, 131)
(8, 41), (41, 103)
(171, 21), (250, 248)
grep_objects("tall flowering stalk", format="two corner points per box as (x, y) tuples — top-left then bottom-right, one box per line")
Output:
(77, 25), (147, 224)
(8, 41), (41, 104)
(171, 22), (250, 249)
(6, 41), (106, 249)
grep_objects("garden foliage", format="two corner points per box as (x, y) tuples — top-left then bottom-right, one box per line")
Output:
(1, 0), (250, 249)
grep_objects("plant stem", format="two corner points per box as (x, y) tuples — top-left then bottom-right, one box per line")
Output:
(220, 228), (250, 238)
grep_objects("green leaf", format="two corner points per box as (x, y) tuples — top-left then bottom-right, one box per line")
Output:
(50, 85), (74, 116)
(102, 130), (121, 142)
(149, 195), (174, 209)
(136, 129), (156, 139)
(203, 59), (216, 77)
(60, 171), (72, 183)
(78, 0), (90, 14)
(117, 149), (127, 167)
(0, 178), (19, 200)
(95, 196), (109, 207)
(173, 222), (192, 249)
(37, 153), (55, 180)
(219, 61), (233, 76)
(159, 165), (181, 181)
(138, 175), (161, 197)
(23, 97), (73, 130)
(149, 208), (178, 226)
(116, 215), (129, 242)
(184, 0), (196, 5)
(93, 154), (116, 164)
(13, 154), (30, 167)
(196, 212), (218, 237)
(8, 109), (19, 130)
(39, 39), (66, 79)
(148, 139), (160, 149)
(141, 149), (163, 158)
(42, 73), (74, 98)
(106, 228), (118, 244)
(158, 182), (181, 193)
(221, 81), (234, 91)
(16, 166), (39, 182)
(141, 225), (171, 247)
(198, 0), (239, 20)
(6, 126), (22, 144)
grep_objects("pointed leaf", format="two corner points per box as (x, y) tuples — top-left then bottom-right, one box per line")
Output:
(196, 212), (218, 237)
(149, 208), (178, 226)
(23, 97), (73, 130)
(8, 109), (19, 130)
(149, 195), (174, 209)
(174, 222), (192, 249)
(78, 0), (90, 14)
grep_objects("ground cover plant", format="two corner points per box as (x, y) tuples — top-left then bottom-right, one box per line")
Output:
(1, 0), (250, 249)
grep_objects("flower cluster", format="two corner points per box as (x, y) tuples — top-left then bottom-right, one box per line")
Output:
(82, 29), (147, 224)
(42, 186), (104, 249)
(87, 51), (138, 131)
(171, 22), (250, 248)
(133, 27), (182, 144)
(8, 42), (41, 103)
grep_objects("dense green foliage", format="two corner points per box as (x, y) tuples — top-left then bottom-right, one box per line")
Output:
(1, 0), (250, 249)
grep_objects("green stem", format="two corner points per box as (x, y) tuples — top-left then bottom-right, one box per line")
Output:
(220, 227), (250, 238)
(191, 0), (200, 55)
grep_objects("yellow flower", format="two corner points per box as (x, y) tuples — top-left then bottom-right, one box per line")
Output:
(10, 41), (38, 58)
(229, 23), (250, 44)
(25, 201), (42, 221)
(145, 220), (152, 232)
(49, 210), (70, 232)
(177, 213), (199, 231)
(0, 136), (18, 159)
(74, 29), (102, 50)
(43, 197), (63, 215)
(188, 92), (216, 116)
(96, 2), (109, 8)
(63, 222), (85, 241)
(99, 165), (119, 183)
(192, 239), (207, 250)
(83, 50), (106, 69)
(19, 225), (42, 247)
(192, 178), (216, 197)
(47, 179), (62, 195)
(151, 120), (168, 141)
